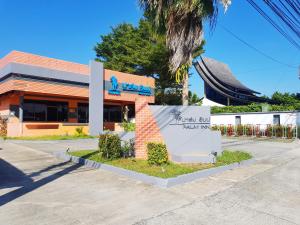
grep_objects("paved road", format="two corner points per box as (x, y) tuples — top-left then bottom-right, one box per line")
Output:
(0, 139), (299, 225)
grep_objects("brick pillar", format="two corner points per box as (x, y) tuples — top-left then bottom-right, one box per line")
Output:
(135, 99), (164, 159)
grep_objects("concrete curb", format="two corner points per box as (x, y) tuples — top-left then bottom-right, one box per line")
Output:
(54, 151), (256, 188)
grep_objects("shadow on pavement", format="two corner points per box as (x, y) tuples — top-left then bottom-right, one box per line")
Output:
(0, 160), (82, 207)
(28, 161), (71, 178)
(0, 159), (33, 189)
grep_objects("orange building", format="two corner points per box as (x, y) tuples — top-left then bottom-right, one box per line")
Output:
(0, 51), (155, 137)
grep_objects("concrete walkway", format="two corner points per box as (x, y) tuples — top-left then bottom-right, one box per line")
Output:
(0, 139), (299, 225)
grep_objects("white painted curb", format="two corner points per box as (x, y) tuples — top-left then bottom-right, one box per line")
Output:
(54, 151), (255, 188)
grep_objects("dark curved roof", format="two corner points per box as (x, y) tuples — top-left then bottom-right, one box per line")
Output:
(193, 57), (269, 105)
(198, 57), (259, 94)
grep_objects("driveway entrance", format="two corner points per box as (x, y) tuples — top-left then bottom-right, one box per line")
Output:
(0, 139), (299, 225)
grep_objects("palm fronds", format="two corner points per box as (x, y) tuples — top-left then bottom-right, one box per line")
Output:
(139, 0), (231, 77)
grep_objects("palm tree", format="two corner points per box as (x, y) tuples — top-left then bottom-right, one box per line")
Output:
(139, 0), (231, 105)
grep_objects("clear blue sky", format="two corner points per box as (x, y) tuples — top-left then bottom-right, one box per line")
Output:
(0, 0), (299, 97)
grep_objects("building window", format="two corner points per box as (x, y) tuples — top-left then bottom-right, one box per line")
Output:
(23, 100), (68, 122)
(104, 105), (122, 122)
(273, 115), (280, 125)
(127, 104), (135, 120)
(78, 103), (89, 123)
(235, 116), (241, 126)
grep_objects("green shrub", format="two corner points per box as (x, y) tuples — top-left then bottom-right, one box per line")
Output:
(0, 116), (7, 137)
(75, 127), (85, 136)
(245, 125), (253, 136)
(211, 103), (299, 114)
(99, 133), (122, 159)
(211, 125), (218, 131)
(274, 125), (284, 137)
(266, 125), (272, 137)
(236, 125), (243, 136)
(287, 126), (293, 139)
(147, 142), (168, 165)
(216, 150), (252, 165)
(121, 122), (135, 132)
(211, 104), (261, 114)
(121, 138), (135, 157)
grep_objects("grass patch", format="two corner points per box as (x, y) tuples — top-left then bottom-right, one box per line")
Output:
(215, 150), (252, 166)
(69, 150), (252, 178)
(5, 135), (96, 141)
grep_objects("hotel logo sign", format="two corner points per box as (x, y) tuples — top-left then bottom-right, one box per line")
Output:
(169, 109), (210, 130)
(108, 76), (121, 95)
(108, 75), (152, 96)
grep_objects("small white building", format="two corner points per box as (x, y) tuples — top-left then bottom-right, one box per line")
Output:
(211, 111), (300, 129)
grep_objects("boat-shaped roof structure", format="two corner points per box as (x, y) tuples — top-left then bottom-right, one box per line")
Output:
(194, 57), (268, 105)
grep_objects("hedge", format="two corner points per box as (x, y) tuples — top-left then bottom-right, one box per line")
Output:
(211, 103), (300, 114)
(211, 124), (298, 139)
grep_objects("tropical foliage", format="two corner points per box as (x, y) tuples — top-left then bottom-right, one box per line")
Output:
(188, 91), (202, 105)
(211, 124), (298, 139)
(139, 0), (231, 76)
(211, 92), (300, 114)
(121, 122), (135, 132)
(98, 133), (122, 159)
(139, 0), (231, 105)
(95, 19), (184, 104)
(270, 92), (300, 105)
(211, 103), (300, 114)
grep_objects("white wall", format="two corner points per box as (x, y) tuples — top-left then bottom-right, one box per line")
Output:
(202, 97), (225, 107)
(211, 112), (299, 128)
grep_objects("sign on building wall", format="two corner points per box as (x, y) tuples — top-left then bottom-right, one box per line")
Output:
(108, 76), (152, 96)
(168, 108), (211, 130)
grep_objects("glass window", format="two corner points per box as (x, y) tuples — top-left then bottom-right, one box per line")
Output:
(78, 103), (89, 123)
(23, 100), (68, 122)
(127, 104), (135, 119)
(104, 105), (122, 122)
(235, 116), (241, 126)
(273, 115), (280, 125)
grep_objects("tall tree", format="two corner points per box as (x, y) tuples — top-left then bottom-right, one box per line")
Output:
(139, 0), (231, 105)
(95, 19), (182, 105)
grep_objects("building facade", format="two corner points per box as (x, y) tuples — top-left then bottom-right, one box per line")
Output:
(0, 51), (155, 136)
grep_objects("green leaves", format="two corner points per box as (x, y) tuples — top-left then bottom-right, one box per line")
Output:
(98, 133), (122, 160)
(95, 20), (167, 77)
(139, 0), (229, 77)
(175, 63), (189, 83)
(188, 91), (202, 105)
(147, 142), (168, 165)
(94, 18), (184, 105)
(271, 92), (300, 105)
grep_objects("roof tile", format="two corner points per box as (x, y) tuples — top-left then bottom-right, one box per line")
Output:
(0, 50), (90, 75)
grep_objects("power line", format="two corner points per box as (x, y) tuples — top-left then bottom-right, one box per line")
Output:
(246, 0), (300, 51)
(264, 0), (300, 38)
(219, 24), (298, 69)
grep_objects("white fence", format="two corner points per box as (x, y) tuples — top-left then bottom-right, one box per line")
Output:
(211, 111), (300, 139)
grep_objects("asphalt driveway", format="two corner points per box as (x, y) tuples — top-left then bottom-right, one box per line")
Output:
(0, 138), (299, 225)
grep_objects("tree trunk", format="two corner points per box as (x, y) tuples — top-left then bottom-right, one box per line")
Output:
(182, 73), (189, 106)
